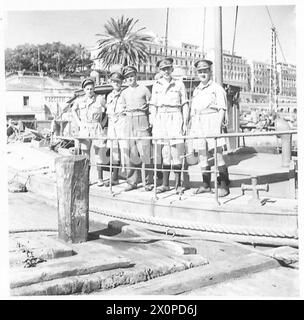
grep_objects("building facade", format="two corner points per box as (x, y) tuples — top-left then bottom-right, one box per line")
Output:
(245, 60), (271, 103)
(91, 39), (297, 109)
(277, 62), (297, 100)
(222, 51), (250, 92)
(5, 72), (77, 120)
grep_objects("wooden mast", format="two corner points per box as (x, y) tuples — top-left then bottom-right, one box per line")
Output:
(214, 7), (223, 85)
(165, 8), (169, 57)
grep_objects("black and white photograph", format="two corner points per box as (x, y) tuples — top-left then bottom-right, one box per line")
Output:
(1, 0), (302, 300)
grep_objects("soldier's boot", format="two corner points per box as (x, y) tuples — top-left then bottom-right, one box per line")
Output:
(195, 166), (211, 194)
(156, 165), (171, 194)
(217, 165), (230, 197)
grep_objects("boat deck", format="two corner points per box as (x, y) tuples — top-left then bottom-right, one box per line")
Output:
(7, 143), (298, 236)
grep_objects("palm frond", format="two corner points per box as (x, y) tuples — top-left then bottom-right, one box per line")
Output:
(95, 15), (154, 69)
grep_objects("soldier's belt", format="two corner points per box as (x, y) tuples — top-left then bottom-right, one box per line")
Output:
(124, 110), (147, 117)
(84, 120), (101, 124)
(157, 105), (181, 113)
(191, 108), (218, 116)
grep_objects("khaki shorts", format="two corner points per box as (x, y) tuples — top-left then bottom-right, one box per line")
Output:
(122, 114), (152, 164)
(188, 112), (225, 151)
(152, 111), (183, 145)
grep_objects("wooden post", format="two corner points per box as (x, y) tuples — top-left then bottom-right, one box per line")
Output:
(55, 155), (90, 243)
(214, 6), (223, 86)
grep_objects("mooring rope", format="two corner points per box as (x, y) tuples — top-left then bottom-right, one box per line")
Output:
(89, 206), (298, 239)
(9, 228), (58, 234)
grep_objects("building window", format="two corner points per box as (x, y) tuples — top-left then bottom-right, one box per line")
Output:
(23, 96), (29, 107)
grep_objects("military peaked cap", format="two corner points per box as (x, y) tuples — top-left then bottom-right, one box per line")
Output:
(194, 59), (213, 71)
(110, 72), (124, 81)
(81, 77), (95, 89)
(156, 57), (174, 69)
(122, 66), (138, 77)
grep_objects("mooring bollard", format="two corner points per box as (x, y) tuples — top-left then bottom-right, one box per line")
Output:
(55, 155), (90, 243)
(241, 176), (269, 206)
(281, 134), (292, 167)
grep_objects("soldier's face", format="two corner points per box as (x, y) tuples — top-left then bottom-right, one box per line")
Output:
(84, 84), (94, 97)
(111, 79), (122, 91)
(125, 72), (137, 86)
(160, 66), (173, 79)
(198, 68), (211, 84)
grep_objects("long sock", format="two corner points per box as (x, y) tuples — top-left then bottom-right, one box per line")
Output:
(201, 166), (211, 187)
(112, 167), (119, 181)
(218, 165), (230, 186)
(172, 165), (182, 188)
(162, 165), (171, 187)
(97, 164), (103, 180)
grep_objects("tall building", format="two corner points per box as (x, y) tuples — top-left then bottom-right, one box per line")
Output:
(222, 51), (250, 92)
(277, 62), (296, 100)
(246, 60), (271, 103)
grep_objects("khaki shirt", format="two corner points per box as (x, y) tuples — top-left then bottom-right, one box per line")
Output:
(150, 77), (188, 108)
(191, 80), (227, 116)
(72, 94), (106, 123)
(106, 89), (125, 117)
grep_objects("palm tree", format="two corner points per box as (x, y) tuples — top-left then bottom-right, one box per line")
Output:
(95, 16), (154, 70)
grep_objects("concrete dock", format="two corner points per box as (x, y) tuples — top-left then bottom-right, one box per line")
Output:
(6, 142), (299, 296)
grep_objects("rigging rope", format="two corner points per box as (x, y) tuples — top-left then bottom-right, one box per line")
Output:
(228, 6), (239, 79)
(265, 6), (287, 63)
(202, 7), (206, 55)
(231, 6), (238, 57)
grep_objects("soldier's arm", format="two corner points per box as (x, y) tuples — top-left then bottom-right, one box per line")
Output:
(180, 82), (190, 129)
(149, 85), (158, 126)
(99, 95), (108, 128)
(217, 86), (228, 125)
(145, 87), (152, 110)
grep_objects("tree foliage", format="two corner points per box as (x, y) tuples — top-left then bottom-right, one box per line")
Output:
(5, 42), (92, 75)
(96, 16), (154, 69)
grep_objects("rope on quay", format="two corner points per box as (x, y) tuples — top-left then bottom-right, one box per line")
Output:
(9, 228), (58, 234)
(8, 166), (55, 193)
(89, 206), (298, 240)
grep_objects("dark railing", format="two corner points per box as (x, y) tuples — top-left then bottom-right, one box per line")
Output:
(58, 129), (297, 204)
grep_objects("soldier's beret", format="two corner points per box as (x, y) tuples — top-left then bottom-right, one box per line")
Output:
(194, 59), (213, 71)
(110, 72), (124, 81)
(122, 66), (138, 77)
(156, 57), (174, 69)
(81, 78), (95, 89)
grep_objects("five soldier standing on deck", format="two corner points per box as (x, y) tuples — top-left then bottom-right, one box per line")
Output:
(72, 58), (230, 197)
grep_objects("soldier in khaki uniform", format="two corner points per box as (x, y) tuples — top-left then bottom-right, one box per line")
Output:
(104, 71), (126, 187)
(150, 58), (189, 194)
(71, 78), (107, 186)
(188, 59), (230, 197)
(120, 66), (153, 192)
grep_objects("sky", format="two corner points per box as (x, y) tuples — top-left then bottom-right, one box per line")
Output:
(2, 2), (297, 65)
